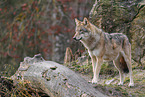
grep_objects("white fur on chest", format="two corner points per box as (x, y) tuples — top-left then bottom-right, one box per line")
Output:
(80, 40), (88, 49)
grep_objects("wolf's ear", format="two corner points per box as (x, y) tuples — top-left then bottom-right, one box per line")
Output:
(75, 18), (80, 25)
(83, 17), (89, 25)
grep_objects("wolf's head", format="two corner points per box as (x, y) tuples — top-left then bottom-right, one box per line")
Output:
(73, 18), (92, 41)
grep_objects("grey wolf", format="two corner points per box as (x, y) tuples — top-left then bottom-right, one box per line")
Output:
(73, 18), (134, 86)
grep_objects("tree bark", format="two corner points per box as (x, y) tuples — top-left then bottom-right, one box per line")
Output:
(11, 54), (106, 97)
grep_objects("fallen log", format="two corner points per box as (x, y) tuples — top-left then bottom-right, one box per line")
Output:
(11, 54), (106, 97)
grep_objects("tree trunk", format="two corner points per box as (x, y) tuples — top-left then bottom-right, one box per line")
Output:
(11, 54), (106, 97)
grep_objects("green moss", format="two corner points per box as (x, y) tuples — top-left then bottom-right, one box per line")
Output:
(64, 60), (92, 74)
(142, 78), (145, 83)
(115, 87), (122, 91)
(100, 63), (118, 77)
(139, 94), (145, 97)
(124, 77), (130, 83)
(122, 92), (128, 96)
(109, 89), (112, 93)
(133, 70), (138, 74)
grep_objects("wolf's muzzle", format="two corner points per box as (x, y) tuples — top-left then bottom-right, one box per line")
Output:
(73, 37), (82, 41)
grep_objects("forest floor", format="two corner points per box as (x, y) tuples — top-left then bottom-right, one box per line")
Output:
(1, 60), (144, 97)
(79, 69), (145, 97)
(66, 61), (145, 97)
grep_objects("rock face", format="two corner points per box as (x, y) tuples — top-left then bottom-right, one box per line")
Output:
(11, 54), (106, 97)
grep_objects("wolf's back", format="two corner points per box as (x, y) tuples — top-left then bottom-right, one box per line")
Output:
(104, 33), (130, 73)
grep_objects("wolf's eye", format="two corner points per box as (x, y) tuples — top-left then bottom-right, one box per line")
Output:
(83, 28), (87, 32)
(79, 30), (84, 34)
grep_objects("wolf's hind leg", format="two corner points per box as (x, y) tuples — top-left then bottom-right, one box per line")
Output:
(113, 54), (124, 85)
(121, 51), (134, 86)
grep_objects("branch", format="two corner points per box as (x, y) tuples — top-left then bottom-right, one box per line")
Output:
(89, 0), (101, 18)
(125, 5), (145, 23)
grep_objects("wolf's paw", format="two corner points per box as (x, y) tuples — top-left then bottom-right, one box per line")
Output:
(91, 78), (98, 84)
(117, 82), (123, 86)
(128, 83), (134, 87)
(88, 80), (97, 84)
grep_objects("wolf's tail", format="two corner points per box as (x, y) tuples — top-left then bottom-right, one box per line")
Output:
(120, 56), (129, 73)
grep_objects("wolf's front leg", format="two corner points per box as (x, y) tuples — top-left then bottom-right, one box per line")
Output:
(92, 57), (103, 84)
(91, 56), (96, 73)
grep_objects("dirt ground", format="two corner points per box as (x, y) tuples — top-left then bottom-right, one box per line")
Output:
(79, 69), (145, 97)
(66, 60), (145, 97)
